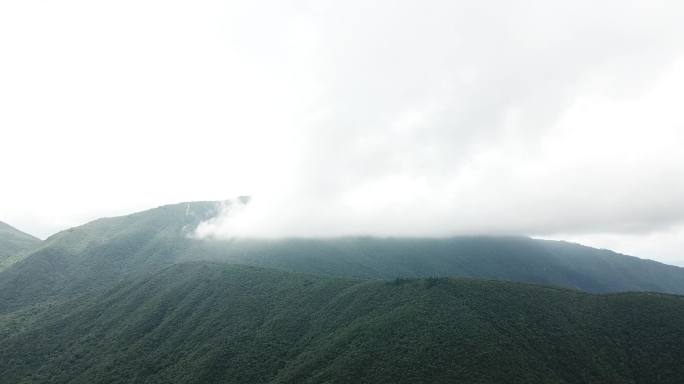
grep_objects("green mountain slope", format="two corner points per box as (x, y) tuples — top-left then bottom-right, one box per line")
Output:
(1, 262), (683, 384)
(0, 201), (221, 311)
(0, 221), (41, 271)
(0, 202), (684, 313)
(1, 201), (684, 312)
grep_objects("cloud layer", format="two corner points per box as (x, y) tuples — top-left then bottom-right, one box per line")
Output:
(1, 1), (684, 262)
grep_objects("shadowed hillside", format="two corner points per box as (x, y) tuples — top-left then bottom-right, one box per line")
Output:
(1, 262), (683, 384)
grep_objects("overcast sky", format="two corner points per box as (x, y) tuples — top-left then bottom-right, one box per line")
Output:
(1, 1), (684, 265)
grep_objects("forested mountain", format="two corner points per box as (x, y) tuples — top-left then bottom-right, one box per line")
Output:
(2, 201), (684, 383)
(0, 221), (40, 271)
(2, 262), (683, 384)
(1, 200), (684, 313)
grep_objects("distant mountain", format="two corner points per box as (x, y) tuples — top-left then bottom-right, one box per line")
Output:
(1, 262), (683, 384)
(2, 202), (684, 383)
(0, 221), (40, 271)
(1, 200), (684, 313)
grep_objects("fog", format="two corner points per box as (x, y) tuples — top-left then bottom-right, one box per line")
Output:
(1, 1), (684, 264)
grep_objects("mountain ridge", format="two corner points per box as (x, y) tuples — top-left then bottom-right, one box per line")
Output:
(1, 200), (683, 314)
(0, 220), (41, 271)
(2, 261), (683, 384)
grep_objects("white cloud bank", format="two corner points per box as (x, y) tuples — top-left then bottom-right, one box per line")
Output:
(1, 0), (684, 263)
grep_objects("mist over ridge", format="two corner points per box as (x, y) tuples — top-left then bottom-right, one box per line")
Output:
(3, 1), (684, 382)
(3, 0), (684, 263)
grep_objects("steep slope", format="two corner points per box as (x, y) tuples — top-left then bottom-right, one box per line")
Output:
(2, 200), (684, 313)
(0, 201), (222, 311)
(1, 262), (683, 384)
(0, 221), (41, 271)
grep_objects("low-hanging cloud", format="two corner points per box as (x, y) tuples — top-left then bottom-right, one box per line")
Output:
(2, 1), (684, 262)
(191, 1), (684, 244)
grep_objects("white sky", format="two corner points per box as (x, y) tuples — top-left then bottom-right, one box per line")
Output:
(1, 1), (684, 265)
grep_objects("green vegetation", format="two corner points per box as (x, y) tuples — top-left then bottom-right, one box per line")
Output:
(2, 201), (684, 314)
(1, 262), (683, 384)
(2, 201), (684, 382)
(0, 221), (40, 271)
